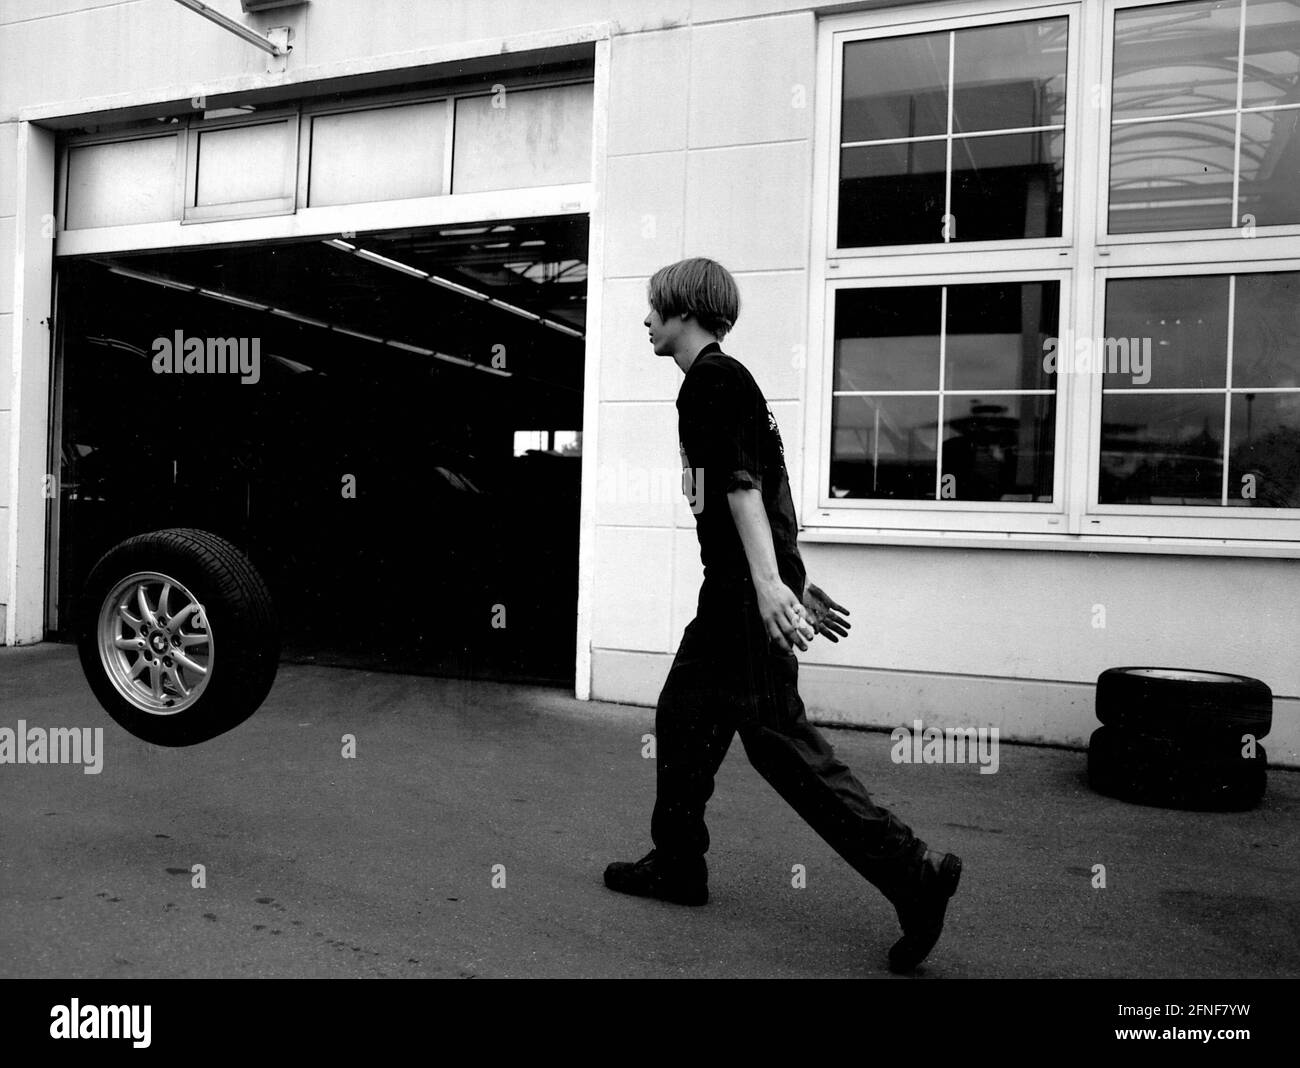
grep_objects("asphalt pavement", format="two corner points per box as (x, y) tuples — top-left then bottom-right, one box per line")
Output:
(1, 643), (1297, 979)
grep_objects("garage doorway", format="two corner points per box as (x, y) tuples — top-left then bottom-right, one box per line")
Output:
(51, 216), (587, 685)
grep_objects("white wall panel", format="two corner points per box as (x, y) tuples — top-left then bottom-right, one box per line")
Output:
(598, 277), (679, 402)
(607, 28), (689, 156)
(602, 151), (684, 278)
(592, 525), (673, 652)
(688, 12), (816, 148)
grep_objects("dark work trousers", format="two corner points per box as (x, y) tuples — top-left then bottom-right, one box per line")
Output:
(650, 579), (926, 903)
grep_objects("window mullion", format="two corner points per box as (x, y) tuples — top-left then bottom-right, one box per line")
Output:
(1220, 273), (1237, 506)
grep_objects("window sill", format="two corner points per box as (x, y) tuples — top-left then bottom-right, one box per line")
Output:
(796, 525), (1300, 559)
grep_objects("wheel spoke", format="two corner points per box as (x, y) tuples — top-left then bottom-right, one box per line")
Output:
(166, 602), (197, 633)
(102, 570), (214, 714)
(165, 664), (191, 698)
(136, 585), (158, 628)
(173, 651), (208, 677)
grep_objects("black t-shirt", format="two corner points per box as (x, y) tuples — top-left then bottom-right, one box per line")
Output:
(676, 342), (806, 599)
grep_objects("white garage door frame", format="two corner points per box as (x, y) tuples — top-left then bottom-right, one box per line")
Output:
(9, 33), (611, 702)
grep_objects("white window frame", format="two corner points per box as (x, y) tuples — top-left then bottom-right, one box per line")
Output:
(182, 109), (300, 224)
(815, 269), (1073, 534)
(1098, 0), (1300, 248)
(1084, 256), (1300, 540)
(805, 0), (1300, 556)
(829, 0), (1080, 259)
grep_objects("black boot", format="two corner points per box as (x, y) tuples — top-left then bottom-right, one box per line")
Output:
(887, 848), (962, 973)
(604, 849), (708, 906)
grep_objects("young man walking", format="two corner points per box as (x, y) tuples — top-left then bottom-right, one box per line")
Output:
(603, 257), (962, 973)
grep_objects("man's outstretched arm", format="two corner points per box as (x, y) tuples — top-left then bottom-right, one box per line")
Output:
(727, 487), (812, 653)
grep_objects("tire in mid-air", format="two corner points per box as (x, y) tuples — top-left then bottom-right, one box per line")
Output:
(1086, 725), (1267, 812)
(1095, 667), (1271, 742)
(77, 528), (279, 747)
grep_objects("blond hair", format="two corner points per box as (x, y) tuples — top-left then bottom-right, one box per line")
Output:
(648, 257), (741, 339)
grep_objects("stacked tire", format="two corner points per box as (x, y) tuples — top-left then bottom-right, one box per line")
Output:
(1088, 668), (1270, 811)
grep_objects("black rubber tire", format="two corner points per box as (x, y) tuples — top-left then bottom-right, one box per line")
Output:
(1095, 667), (1271, 741)
(76, 528), (279, 747)
(1087, 725), (1267, 811)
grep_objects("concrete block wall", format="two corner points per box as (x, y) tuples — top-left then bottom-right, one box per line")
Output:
(592, 11), (817, 665)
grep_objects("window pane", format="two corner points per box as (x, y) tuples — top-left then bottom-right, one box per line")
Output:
(452, 83), (593, 194)
(1100, 393), (1224, 504)
(834, 286), (941, 392)
(941, 394), (1055, 501)
(1229, 391), (1300, 506)
(831, 395), (937, 499)
(1233, 272), (1300, 388)
(950, 130), (1064, 239)
(1243, 0), (1300, 109)
(838, 139), (946, 247)
(842, 31), (949, 143)
(195, 122), (292, 207)
(1112, 0), (1242, 120)
(945, 281), (1058, 391)
(1108, 113), (1237, 233)
(1102, 276), (1229, 390)
(1237, 108), (1300, 228)
(952, 18), (1067, 133)
(309, 102), (446, 207)
(66, 136), (178, 229)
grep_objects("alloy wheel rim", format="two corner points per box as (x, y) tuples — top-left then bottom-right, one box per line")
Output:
(97, 571), (213, 715)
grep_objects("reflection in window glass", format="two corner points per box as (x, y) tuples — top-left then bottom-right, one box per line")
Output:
(841, 32), (949, 143)
(942, 394), (1055, 502)
(834, 287), (941, 392)
(1108, 114), (1237, 232)
(1099, 271), (1300, 507)
(838, 141), (946, 247)
(950, 130), (1064, 241)
(1232, 273), (1300, 388)
(1242, 0), (1300, 111)
(1101, 276), (1229, 390)
(837, 16), (1067, 247)
(952, 20), (1068, 132)
(831, 396), (937, 500)
(1229, 393), (1300, 506)
(1111, 0), (1241, 120)
(946, 282), (1057, 392)
(1100, 394), (1224, 504)
(1237, 108), (1300, 228)
(831, 281), (1059, 501)
(1109, 0), (1300, 234)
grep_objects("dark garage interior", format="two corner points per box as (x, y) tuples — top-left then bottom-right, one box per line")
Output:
(51, 216), (588, 685)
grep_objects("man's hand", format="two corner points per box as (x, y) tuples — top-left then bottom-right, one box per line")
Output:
(757, 578), (815, 653)
(802, 582), (851, 643)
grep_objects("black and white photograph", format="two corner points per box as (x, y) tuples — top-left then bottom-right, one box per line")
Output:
(0, 0), (1296, 1044)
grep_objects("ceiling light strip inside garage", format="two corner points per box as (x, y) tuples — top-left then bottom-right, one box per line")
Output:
(323, 240), (585, 339)
(104, 264), (509, 376)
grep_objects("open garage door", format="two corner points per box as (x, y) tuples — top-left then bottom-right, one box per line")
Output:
(51, 216), (587, 685)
